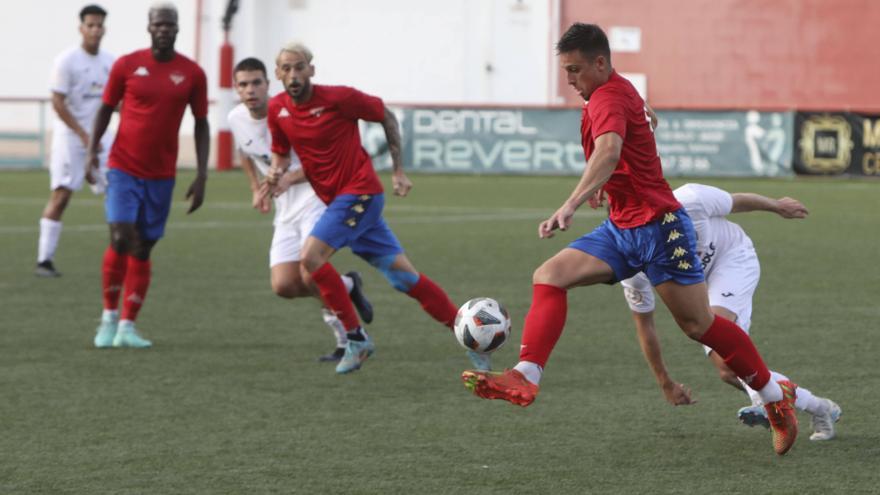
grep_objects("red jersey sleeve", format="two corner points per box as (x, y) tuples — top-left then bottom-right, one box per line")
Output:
(337, 87), (385, 122)
(102, 55), (127, 107)
(190, 66), (209, 118)
(588, 89), (627, 140)
(267, 99), (291, 155)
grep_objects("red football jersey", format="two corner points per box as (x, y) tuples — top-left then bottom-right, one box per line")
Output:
(103, 49), (208, 179)
(582, 71), (680, 228)
(267, 85), (385, 204)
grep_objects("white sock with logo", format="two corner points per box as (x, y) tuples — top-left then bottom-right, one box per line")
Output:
(513, 361), (543, 385)
(38, 218), (62, 263)
(322, 308), (348, 347)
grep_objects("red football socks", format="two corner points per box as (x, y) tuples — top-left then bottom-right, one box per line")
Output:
(311, 262), (360, 331)
(101, 246), (127, 311)
(518, 284), (568, 368)
(406, 274), (458, 329)
(120, 257), (151, 322)
(698, 314), (771, 390)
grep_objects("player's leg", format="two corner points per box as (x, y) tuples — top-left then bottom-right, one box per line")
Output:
(36, 140), (83, 276)
(302, 195), (381, 373)
(463, 242), (617, 407)
(109, 173), (173, 349)
(654, 282), (797, 454)
(295, 205), (373, 324)
(36, 188), (73, 277)
(649, 209), (796, 454)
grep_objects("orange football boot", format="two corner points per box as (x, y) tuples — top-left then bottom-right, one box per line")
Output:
(764, 379), (799, 455)
(461, 369), (539, 407)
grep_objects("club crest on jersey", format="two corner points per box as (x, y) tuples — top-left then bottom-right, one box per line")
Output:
(134, 66), (150, 76)
(277, 108), (290, 118)
(309, 106), (326, 117)
(169, 72), (186, 85)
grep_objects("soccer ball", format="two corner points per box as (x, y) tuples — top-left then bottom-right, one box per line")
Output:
(453, 297), (511, 353)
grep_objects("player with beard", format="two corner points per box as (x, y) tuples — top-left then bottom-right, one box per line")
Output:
(228, 57), (373, 362)
(264, 43), (477, 374)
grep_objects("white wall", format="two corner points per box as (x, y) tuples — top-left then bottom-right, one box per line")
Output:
(1, 0), (554, 132)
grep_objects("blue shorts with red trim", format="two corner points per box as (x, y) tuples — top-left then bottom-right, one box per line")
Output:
(568, 208), (704, 286)
(105, 168), (175, 241)
(309, 193), (404, 259)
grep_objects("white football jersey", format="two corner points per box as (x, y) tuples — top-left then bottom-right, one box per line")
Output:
(227, 103), (324, 226)
(674, 183), (753, 276)
(49, 46), (115, 140)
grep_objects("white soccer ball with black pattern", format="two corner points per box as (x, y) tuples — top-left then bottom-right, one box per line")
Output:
(453, 297), (511, 353)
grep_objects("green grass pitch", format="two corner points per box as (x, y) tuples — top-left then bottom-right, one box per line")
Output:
(1, 170), (878, 493)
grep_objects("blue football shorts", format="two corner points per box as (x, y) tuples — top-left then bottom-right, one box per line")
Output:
(105, 168), (175, 241)
(568, 208), (705, 286)
(309, 193), (404, 259)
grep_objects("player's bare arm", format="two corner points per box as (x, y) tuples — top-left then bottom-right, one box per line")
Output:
(272, 167), (307, 198)
(265, 152), (291, 186)
(381, 106), (412, 197)
(85, 103), (115, 184)
(632, 311), (696, 406)
(730, 193), (809, 219)
(186, 116), (210, 214)
(539, 132), (622, 238)
(238, 153), (270, 213)
(51, 92), (90, 147)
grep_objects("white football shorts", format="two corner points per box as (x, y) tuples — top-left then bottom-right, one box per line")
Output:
(621, 245), (760, 355)
(49, 132), (111, 193)
(269, 203), (326, 267)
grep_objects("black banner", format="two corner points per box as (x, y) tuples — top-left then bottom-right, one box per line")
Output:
(794, 112), (880, 176)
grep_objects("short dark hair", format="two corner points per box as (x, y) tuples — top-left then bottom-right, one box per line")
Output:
(556, 23), (610, 61)
(79, 4), (107, 22)
(233, 57), (268, 79)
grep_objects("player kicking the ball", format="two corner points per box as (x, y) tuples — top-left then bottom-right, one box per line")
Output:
(265, 43), (478, 374)
(618, 183), (840, 441)
(462, 23), (799, 455)
(228, 57), (373, 362)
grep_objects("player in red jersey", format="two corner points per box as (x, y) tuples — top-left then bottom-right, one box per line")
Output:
(461, 23), (798, 455)
(85, 3), (209, 349)
(264, 43), (467, 375)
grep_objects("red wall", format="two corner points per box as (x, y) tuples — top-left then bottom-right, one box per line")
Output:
(558, 0), (880, 111)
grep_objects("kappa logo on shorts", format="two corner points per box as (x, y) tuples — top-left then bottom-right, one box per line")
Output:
(671, 246), (688, 259)
(661, 212), (678, 225)
(667, 229), (682, 242)
(677, 260), (693, 270)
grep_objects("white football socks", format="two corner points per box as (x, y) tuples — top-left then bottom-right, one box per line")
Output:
(514, 361), (543, 385)
(37, 218), (62, 263)
(746, 370), (827, 414)
(322, 308), (348, 347)
(341, 275), (354, 293)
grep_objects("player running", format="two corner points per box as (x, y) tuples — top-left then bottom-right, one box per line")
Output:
(265, 43), (476, 374)
(227, 57), (373, 362)
(87, 3), (209, 348)
(36, 4), (114, 277)
(461, 23), (799, 455)
(619, 184), (841, 440)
